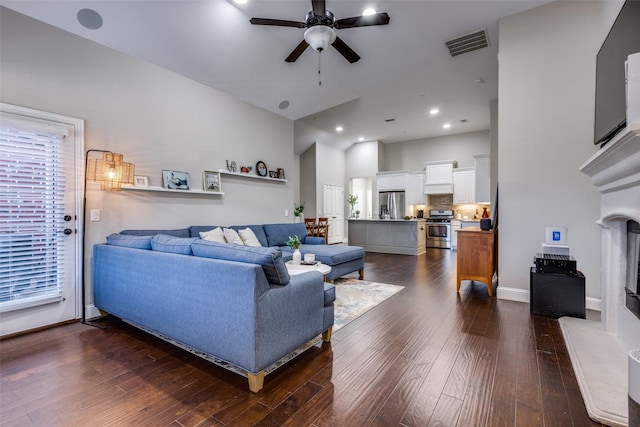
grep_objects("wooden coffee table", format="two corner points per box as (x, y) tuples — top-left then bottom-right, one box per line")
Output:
(285, 261), (332, 282)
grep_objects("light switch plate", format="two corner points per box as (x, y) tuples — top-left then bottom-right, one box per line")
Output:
(90, 209), (101, 222)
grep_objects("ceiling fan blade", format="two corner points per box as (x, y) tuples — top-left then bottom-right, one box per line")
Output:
(285, 40), (310, 62)
(332, 36), (360, 63)
(312, 0), (326, 16)
(335, 12), (390, 29)
(250, 17), (306, 28)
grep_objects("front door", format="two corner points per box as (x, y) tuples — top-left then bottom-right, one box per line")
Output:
(0, 104), (83, 336)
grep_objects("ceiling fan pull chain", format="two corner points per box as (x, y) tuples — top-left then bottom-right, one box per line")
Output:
(318, 51), (322, 86)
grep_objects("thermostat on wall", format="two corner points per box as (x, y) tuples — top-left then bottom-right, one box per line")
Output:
(545, 226), (567, 245)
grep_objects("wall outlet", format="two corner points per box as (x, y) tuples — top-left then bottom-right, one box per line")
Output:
(90, 209), (101, 222)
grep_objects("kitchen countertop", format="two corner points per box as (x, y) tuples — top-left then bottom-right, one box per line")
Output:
(347, 218), (425, 222)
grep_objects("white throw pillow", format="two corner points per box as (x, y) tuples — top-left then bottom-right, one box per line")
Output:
(199, 227), (226, 243)
(223, 228), (244, 245)
(238, 227), (262, 247)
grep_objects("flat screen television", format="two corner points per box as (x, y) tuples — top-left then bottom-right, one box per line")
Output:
(594, 0), (640, 146)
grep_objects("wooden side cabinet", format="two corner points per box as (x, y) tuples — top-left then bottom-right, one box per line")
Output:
(456, 227), (495, 296)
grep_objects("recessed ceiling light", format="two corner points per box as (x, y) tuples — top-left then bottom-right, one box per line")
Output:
(443, 123), (451, 129)
(429, 108), (439, 115)
(77, 8), (103, 30)
(278, 100), (290, 110)
(362, 8), (376, 16)
(234, 0), (248, 4)
(336, 126), (343, 132)
(358, 137), (365, 141)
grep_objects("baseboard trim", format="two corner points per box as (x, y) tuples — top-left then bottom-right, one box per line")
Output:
(85, 304), (102, 320)
(497, 287), (602, 312)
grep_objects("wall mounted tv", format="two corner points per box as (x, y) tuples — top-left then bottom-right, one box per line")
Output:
(594, 0), (640, 146)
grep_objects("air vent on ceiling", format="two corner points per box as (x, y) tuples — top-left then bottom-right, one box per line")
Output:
(445, 29), (489, 57)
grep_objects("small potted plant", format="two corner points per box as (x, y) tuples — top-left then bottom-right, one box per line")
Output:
(286, 235), (302, 264)
(294, 202), (305, 223)
(347, 194), (358, 218)
(355, 210), (361, 219)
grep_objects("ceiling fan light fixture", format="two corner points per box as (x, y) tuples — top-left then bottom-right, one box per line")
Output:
(304, 25), (336, 52)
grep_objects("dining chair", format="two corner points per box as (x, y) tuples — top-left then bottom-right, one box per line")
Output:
(317, 217), (329, 243)
(304, 217), (317, 237)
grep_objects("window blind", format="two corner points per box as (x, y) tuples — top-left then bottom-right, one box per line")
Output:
(0, 119), (67, 312)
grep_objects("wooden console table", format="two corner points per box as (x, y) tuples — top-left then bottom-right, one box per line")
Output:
(456, 227), (496, 296)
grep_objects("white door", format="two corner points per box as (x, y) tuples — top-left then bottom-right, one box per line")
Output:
(0, 105), (82, 336)
(323, 184), (344, 244)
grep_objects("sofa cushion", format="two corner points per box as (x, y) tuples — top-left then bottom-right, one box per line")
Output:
(151, 234), (198, 255)
(106, 233), (152, 250)
(200, 227), (226, 243)
(191, 240), (290, 285)
(282, 244), (365, 266)
(323, 283), (336, 306)
(238, 227), (262, 247)
(189, 225), (269, 247)
(223, 228), (244, 245)
(263, 223), (308, 247)
(121, 228), (190, 237)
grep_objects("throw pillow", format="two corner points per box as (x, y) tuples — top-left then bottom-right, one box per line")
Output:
(151, 234), (198, 255)
(223, 228), (244, 245)
(238, 227), (262, 247)
(191, 240), (290, 285)
(106, 233), (152, 249)
(200, 227), (226, 243)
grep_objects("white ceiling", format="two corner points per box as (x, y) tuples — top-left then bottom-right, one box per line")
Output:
(2, 0), (550, 154)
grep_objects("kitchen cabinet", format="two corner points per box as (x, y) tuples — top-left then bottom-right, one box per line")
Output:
(407, 172), (425, 205)
(348, 219), (426, 255)
(456, 227), (495, 296)
(424, 160), (456, 194)
(453, 168), (476, 204)
(377, 172), (407, 191)
(474, 154), (490, 204)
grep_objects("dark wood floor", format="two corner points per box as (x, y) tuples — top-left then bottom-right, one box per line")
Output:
(1, 250), (605, 426)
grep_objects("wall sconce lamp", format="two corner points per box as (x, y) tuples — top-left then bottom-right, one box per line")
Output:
(81, 149), (135, 326)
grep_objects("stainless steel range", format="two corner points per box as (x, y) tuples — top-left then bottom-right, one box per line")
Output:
(426, 209), (453, 249)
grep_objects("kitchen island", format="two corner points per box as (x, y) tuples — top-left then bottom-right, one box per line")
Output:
(348, 219), (426, 255)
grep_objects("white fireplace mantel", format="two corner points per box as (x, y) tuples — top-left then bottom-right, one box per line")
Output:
(580, 122), (640, 194)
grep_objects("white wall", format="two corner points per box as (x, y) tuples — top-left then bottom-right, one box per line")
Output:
(1, 8), (296, 306)
(498, 0), (623, 303)
(315, 142), (346, 217)
(383, 131), (490, 171)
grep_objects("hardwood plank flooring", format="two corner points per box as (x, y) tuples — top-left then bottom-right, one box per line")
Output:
(0, 250), (606, 426)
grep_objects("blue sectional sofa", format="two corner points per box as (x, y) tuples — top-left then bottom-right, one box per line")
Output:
(92, 222), (364, 392)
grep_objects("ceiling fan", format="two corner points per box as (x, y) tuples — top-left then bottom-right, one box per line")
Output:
(249, 0), (390, 63)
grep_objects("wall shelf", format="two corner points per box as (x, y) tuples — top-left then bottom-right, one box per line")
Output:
(121, 184), (224, 195)
(219, 170), (287, 182)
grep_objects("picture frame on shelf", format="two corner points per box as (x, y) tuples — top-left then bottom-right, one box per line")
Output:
(162, 170), (191, 190)
(269, 170), (278, 179)
(277, 168), (285, 179)
(134, 175), (149, 188)
(256, 161), (268, 177)
(203, 170), (221, 192)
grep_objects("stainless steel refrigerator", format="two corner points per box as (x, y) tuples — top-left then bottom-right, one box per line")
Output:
(379, 191), (405, 219)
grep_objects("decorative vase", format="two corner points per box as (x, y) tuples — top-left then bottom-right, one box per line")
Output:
(294, 216), (301, 223)
(482, 207), (489, 218)
(292, 248), (302, 264)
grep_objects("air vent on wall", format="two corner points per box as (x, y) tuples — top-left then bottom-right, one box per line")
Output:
(445, 29), (489, 57)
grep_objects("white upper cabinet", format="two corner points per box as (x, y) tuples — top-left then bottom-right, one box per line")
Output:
(407, 172), (425, 205)
(473, 154), (490, 204)
(453, 168), (476, 204)
(424, 160), (457, 194)
(377, 172), (407, 191)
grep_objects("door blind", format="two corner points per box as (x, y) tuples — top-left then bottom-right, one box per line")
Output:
(0, 123), (67, 312)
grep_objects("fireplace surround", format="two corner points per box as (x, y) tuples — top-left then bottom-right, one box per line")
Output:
(559, 122), (640, 426)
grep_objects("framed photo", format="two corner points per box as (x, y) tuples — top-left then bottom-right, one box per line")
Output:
(203, 170), (221, 192)
(134, 175), (149, 187)
(162, 170), (191, 190)
(277, 168), (285, 179)
(256, 160), (268, 177)
(269, 170), (278, 178)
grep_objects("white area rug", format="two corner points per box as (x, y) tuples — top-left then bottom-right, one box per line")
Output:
(130, 278), (404, 378)
(559, 317), (628, 427)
